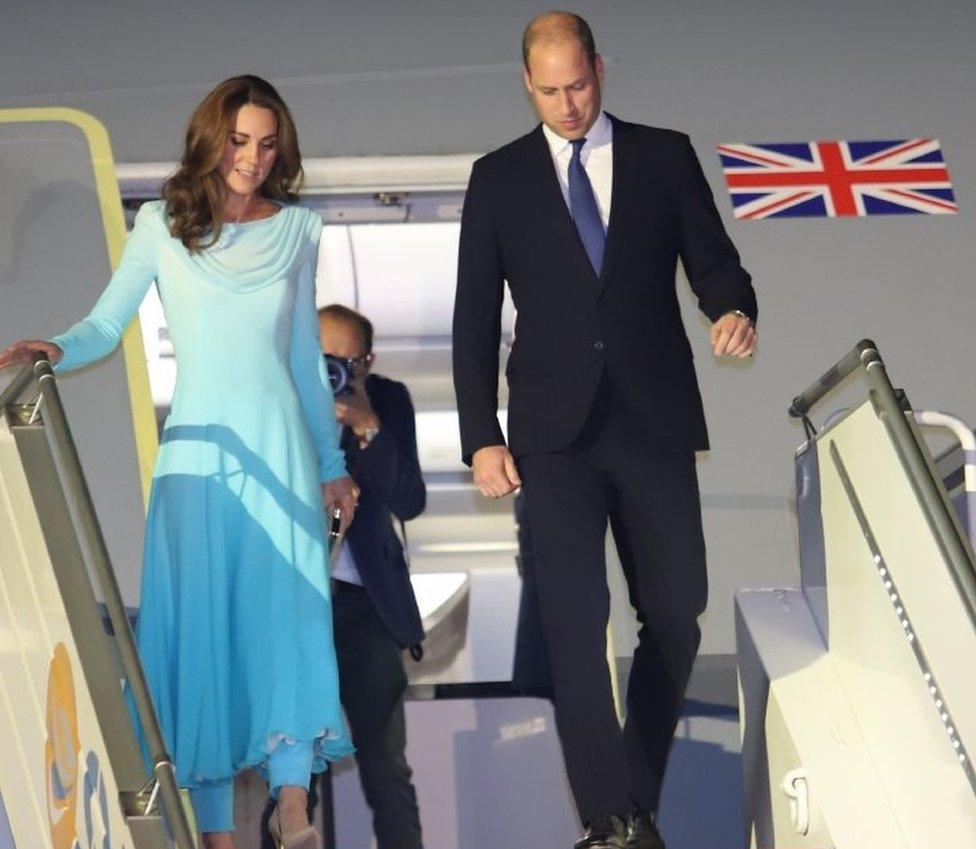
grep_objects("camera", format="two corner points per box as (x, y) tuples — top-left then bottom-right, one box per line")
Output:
(324, 354), (353, 396)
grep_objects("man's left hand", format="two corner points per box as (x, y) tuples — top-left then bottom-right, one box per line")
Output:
(334, 378), (380, 436)
(710, 311), (757, 358)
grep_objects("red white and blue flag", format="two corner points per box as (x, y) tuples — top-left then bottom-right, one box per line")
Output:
(717, 139), (957, 220)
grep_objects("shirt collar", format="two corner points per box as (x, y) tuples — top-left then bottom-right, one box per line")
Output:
(542, 111), (612, 158)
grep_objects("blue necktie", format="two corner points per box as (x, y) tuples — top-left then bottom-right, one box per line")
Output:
(568, 137), (606, 276)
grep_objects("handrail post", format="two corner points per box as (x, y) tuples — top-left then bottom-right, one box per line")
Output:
(788, 339), (976, 643)
(30, 358), (196, 849)
(0, 361), (38, 408)
(788, 339), (879, 419)
(859, 354), (976, 617)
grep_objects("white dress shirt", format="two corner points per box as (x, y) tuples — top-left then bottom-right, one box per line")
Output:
(541, 110), (614, 230)
(331, 535), (363, 585)
(330, 427), (363, 585)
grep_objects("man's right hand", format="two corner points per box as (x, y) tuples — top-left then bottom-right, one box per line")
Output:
(472, 445), (521, 498)
(0, 340), (63, 370)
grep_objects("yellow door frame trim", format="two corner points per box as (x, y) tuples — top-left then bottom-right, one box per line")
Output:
(0, 107), (158, 508)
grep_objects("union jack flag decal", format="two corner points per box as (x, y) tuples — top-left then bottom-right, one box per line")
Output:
(717, 139), (957, 220)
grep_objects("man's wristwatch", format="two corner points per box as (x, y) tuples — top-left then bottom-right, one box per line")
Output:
(729, 309), (754, 326)
(359, 425), (380, 448)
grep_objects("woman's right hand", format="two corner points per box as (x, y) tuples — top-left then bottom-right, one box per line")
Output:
(0, 340), (63, 370)
(322, 475), (360, 536)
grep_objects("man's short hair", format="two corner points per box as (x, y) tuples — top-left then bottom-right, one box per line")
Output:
(318, 304), (374, 353)
(522, 11), (597, 70)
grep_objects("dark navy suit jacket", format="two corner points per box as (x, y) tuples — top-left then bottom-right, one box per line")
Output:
(453, 114), (757, 464)
(340, 373), (426, 649)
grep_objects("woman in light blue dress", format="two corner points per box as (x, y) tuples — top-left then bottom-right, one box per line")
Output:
(0, 76), (357, 849)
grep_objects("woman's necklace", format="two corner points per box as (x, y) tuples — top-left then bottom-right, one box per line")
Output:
(233, 195), (253, 224)
(232, 195), (275, 224)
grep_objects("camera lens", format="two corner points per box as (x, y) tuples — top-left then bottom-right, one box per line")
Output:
(324, 354), (349, 395)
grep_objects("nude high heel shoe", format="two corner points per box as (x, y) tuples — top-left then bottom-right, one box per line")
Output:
(269, 806), (322, 849)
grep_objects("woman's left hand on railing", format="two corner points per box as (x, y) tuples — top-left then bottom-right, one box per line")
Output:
(0, 340), (63, 370)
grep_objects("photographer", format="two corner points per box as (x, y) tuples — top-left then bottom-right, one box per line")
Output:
(268, 304), (427, 849)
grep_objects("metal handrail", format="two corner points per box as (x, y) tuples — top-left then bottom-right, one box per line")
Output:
(4, 357), (195, 849)
(789, 339), (976, 628)
(913, 411), (976, 548)
(788, 338), (879, 419)
(0, 361), (38, 408)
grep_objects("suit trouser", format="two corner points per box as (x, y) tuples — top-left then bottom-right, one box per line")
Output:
(517, 379), (707, 821)
(512, 489), (554, 698)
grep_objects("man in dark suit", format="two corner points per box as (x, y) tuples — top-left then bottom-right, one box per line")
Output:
(452, 12), (757, 849)
(317, 304), (426, 849)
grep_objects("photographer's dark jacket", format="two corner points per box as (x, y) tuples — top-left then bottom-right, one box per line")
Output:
(452, 114), (757, 463)
(341, 374), (425, 649)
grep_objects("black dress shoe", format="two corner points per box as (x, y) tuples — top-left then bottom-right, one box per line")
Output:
(574, 814), (629, 848)
(627, 809), (665, 849)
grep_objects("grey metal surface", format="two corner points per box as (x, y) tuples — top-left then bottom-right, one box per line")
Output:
(4, 360), (193, 849)
(0, 364), (34, 408)
(859, 349), (976, 630)
(830, 438), (975, 793)
(789, 339), (877, 419)
(0, 793), (11, 849)
(795, 442), (828, 644)
(0, 118), (147, 606)
(734, 597), (774, 849)
(11, 416), (150, 782)
(324, 692), (742, 849)
(791, 340), (976, 636)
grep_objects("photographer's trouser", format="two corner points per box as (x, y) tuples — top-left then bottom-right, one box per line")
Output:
(334, 584), (423, 849)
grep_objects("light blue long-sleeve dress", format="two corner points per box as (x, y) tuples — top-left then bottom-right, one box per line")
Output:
(50, 200), (353, 798)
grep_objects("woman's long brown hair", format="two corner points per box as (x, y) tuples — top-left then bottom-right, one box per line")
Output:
(162, 75), (303, 252)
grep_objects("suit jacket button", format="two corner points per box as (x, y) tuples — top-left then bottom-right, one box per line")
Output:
(594, 340), (605, 350)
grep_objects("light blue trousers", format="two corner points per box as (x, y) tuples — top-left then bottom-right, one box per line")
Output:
(190, 739), (315, 834)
